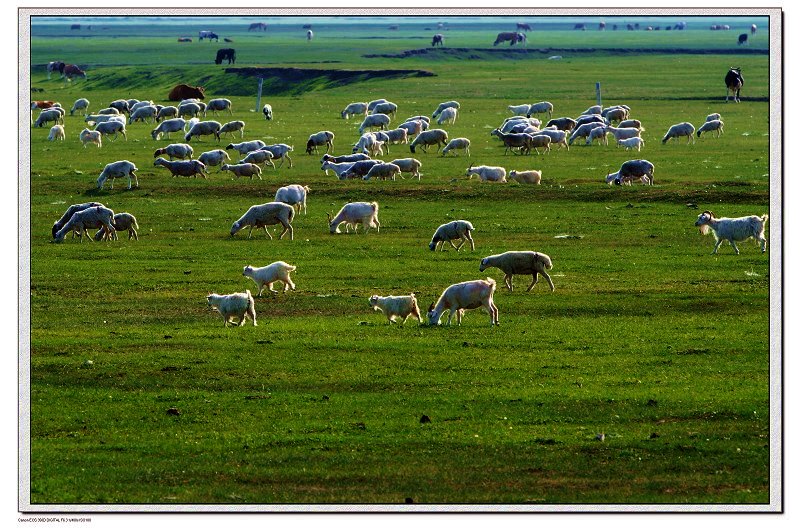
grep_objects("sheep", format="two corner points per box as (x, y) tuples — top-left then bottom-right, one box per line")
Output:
(198, 149), (230, 170)
(568, 122), (606, 145)
(151, 118), (187, 140)
(404, 115), (431, 124)
(85, 114), (125, 126)
(490, 129), (533, 155)
(617, 119), (644, 131)
(441, 137), (471, 157)
(185, 120), (222, 142)
(221, 163), (262, 180)
(696, 119), (725, 138)
(479, 251), (555, 292)
(108, 99), (129, 114)
(53, 205), (116, 243)
(508, 104), (531, 116)
(601, 104), (630, 117)
(370, 101), (398, 117)
(397, 119), (427, 137)
(321, 160), (356, 179)
(156, 106), (179, 122)
(226, 140), (266, 157)
(377, 128), (409, 152)
(436, 106), (458, 126)
(359, 114), (391, 135)
(706, 113), (722, 122)
(206, 290), (257, 327)
(51, 201), (104, 239)
(432, 101), (460, 119)
(177, 102), (202, 118)
(128, 105), (158, 125)
(34, 109), (63, 128)
(230, 202), (295, 240)
(369, 294), (421, 325)
(528, 101), (554, 118)
(97, 160), (138, 190)
(241, 149), (276, 170)
(508, 169), (542, 184)
(94, 119), (127, 141)
(130, 100), (155, 113)
(410, 129), (448, 153)
(275, 184), (310, 215)
(97, 107), (121, 115)
(153, 143), (193, 160)
(429, 220), (475, 251)
(125, 98), (141, 108)
(389, 157), (422, 180)
(499, 118), (538, 135)
(243, 262), (297, 296)
(47, 124), (65, 141)
(93, 212), (139, 241)
(603, 107), (629, 123)
(585, 126), (610, 146)
(353, 133), (384, 157)
(69, 98), (90, 116)
(363, 162), (401, 181)
(605, 159), (655, 186)
(342, 102), (368, 119)
(79, 128), (102, 148)
(545, 117), (577, 131)
(694, 210), (768, 254)
(617, 137), (645, 151)
(204, 98), (232, 116)
(219, 120), (246, 139)
(322, 153), (370, 164)
(260, 144), (294, 168)
(604, 126), (642, 143)
(328, 202), (380, 234)
(340, 160), (384, 180)
(575, 114), (607, 127)
(427, 278), (499, 326)
(581, 104), (602, 115)
(262, 104), (273, 121)
(662, 122), (696, 144)
(529, 134), (552, 154)
(153, 157), (208, 179)
(367, 99), (388, 112)
(465, 164), (507, 183)
(533, 129), (568, 150)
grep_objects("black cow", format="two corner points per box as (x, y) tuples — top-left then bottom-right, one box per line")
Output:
(215, 48), (236, 65)
(738, 33), (748, 45)
(431, 34), (444, 47)
(725, 67), (744, 103)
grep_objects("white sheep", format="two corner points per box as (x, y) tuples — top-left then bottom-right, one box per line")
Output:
(85, 114), (125, 126)
(617, 137), (645, 151)
(230, 202), (295, 240)
(441, 137), (471, 157)
(51, 201), (104, 239)
(198, 149), (231, 170)
(34, 109), (63, 128)
(69, 98), (90, 116)
(53, 205), (116, 243)
(427, 278), (499, 326)
(185, 121), (222, 142)
(178, 102), (202, 118)
(508, 104), (531, 116)
(130, 100), (155, 113)
(260, 144), (294, 168)
(262, 104), (273, 121)
(429, 220), (475, 251)
(370, 101), (398, 117)
(226, 140), (267, 157)
(79, 128), (102, 148)
(241, 149), (276, 170)
(369, 294), (421, 325)
(389, 157), (422, 180)
(432, 100), (460, 119)
(219, 120), (246, 139)
(696, 119), (724, 138)
(97, 160), (138, 190)
(206, 290), (257, 327)
(706, 113), (722, 122)
(436, 106), (458, 125)
(508, 169), (542, 184)
(275, 184), (310, 215)
(47, 124), (65, 141)
(376, 128), (409, 152)
(128, 105), (158, 125)
(363, 162), (401, 181)
(93, 212), (139, 241)
(662, 122), (696, 144)
(96, 107), (121, 115)
(586, 126), (609, 146)
(604, 126), (641, 143)
(353, 133), (384, 157)
(339, 160), (384, 180)
(221, 163), (262, 180)
(568, 122), (605, 145)
(359, 114), (391, 135)
(153, 143), (193, 160)
(479, 251), (555, 292)
(156, 106), (179, 121)
(617, 119), (644, 131)
(528, 101), (554, 118)
(694, 210), (768, 254)
(409, 129), (448, 153)
(404, 115), (431, 124)
(367, 99), (388, 112)
(243, 262), (297, 296)
(581, 104), (602, 115)
(397, 119), (427, 137)
(205, 98), (233, 116)
(342, 102), (368, 119)
(533, 129), (568, 150)
(154, 158), (208, 179)
(529, 134), (552, 154)
(575, 114), (608, 127)
(465, 164), (506, 183)
(328, 202), (380, 234)
(151, 117), (187, 140)
(321, 160), (356, 179)
(94, 119), (127, 141)
(603, 107), (628, 123)
(606, 159), (655, 186)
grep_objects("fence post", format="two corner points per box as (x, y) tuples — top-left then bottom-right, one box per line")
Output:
(255, 77), (264, 113)
(595, 82), (602, 106)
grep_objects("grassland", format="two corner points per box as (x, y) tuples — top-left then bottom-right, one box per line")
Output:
(26, 22), (772, 506)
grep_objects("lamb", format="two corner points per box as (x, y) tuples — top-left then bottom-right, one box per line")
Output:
(508, 169), (542, 184)
(204, 98), (233, 116)
(260, 144), (294, 168)
(321, 160), (356, 179)
(79, 128), (102, 148)
(198, 149), (231, 170)
(465, 164), (507, 183)
(151, 118), (187, 140)
(508, 104), (531, 116)
(604, 125), (641, 143)
(545, 117), (577, 131)
(529, 134), (552, 154)
(617, 137), (645, 151)
(275, 184), (310, 214)
(185, 120), (222, 142)
(696, 119), (724, 138)
(243, 262), (296, 296)
(177, 102), (202, 118)
(94, 119), (127, 141)
(34, 109), (63, 128)
(533, 129), (568, 150)
(490, 129), (533, 155)
(230, 202), (295, 240)
(427, 278), (499, 326)
(359, 114), (391, 135)
(436, 106), (458, 125)
(528, 101), (554, 118)
(441, 137), (471, 157)
(662, 122), (696, 144)
(69, 98), (90, 116)
(370, 101), (398, 117)
(206, 290), (257, 327)
(389, 157), (422, 180)
(154, 157), (208, 179)
(369, 294), (421, 325)
(97, 160), (138, 190)
(219, 120), (246, 139)
(363, 162), (401, 181)
(694, 210), (768, 254)
(340, 160), (384, 180)
(429, 220), (475, 251)
(479, 251), (555, 292)
(48, 124), (65, 141)
(128, 105), (158, 124)
(262, 104), (273, 120)
(341, 102), (368, 119)
(53, 205), (116, 243)
(153, 143), (193, 160)
(328, 202), (380, 234)
(241, 149), (276, 170)
(51, 201), (104, 239)
(221, 163), (262, 180)
(409, 129), (449, 153)
(605, 159), (655, 186)
(93, 212), (139, 241)
(568, 122), (606, 145)
(432, 101), (460, 119)
(305, 131), (335, 154)
(156, 106), (179, 121)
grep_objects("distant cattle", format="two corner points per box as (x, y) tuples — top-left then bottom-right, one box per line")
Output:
(516, 22), (531, 32)
(738, 33), (748, 45)
(199, 30), (219, 41)
(388, 25), (399, 30)
(493, 31), (525, 46)
(224, 38), (233, 43)
(168, 84), (206, 101)
(627, 24), (635, 31)
(63, 64), (86, 81)
(751, 24), (757, 35)
(177, 37), (192, 43)
(70, 24), (80, 30)
(725, 67), (744, 103)
(307, 29), (314, 41)
(432, 34), (444, 47)
(598, 21), (606, 30)
(215, 48), (236, 65)
(302, 24), (312, 29)
(248, 22), (268, 32)
(46, 61), (65, 79)
(574, 23), (586, 31)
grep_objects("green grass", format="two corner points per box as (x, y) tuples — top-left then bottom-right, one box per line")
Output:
(26, 22), (772, 505)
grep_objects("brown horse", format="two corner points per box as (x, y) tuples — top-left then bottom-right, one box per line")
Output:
(725, 68), (744, 103)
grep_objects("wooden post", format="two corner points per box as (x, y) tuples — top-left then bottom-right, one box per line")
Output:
(595, 82), (602, 106)
(255, 77), (264, 113)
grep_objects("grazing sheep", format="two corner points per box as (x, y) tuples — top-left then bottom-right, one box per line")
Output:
(410, 129), (449, 154)
(370, 101), (398, 117)
(340, 160), (384, 180)
(604, 125), (641, 143)
(94, 119), (127, 141)
(367, 99), (388, 112)
(441, 137), (471, 157)
(128, 105), (158, 125)
(606, 159), (655, 185)
(262, 104), (273, 120)
(363, 162), (401, 181)
(499, 116), (540, 133)
(151, 118), (187, 140)
(97, 160), (138, 190)
(305, 131), (335, 154)
(429, 220), (475, 251)
(359, 113), (391, 135)
(94, 212), (139, 241)
(617, 137), (645, 151)
(479, 251), (554, 292)
(694, 210), (768, 254)
(706, 113), (722, 122)
(321, 160), (356, 179)
(617, 119), (644, 131)
(662, 122), (696, 144)
(389, 157), (422, 180)
(603, 107), (629, 123)
(490, 129), (533, 155)
(342, 102), (368, 119)
(185, 120), (222, 142)
(243, 262), (297, 296)
(260, 144), (294, 168)
(221, 163), (262, 180)
(34, 109), (63, 128)
(328, 202), (380, 234)
(575, 114), (607, 127)
(48, 124), (65, 141)
(696, 119), (724, 138)
(568, 122), (606, 145)
(397, 119), (427, 137)
(219, 120), (246, 139)
(153, 143), (193, 160)
(85, 114), (125, 126)
(508, 169), (542, 184)
(275, 184), (310, 215)
(205, 98), (233, 116)
(404, 115), (431, 124)
(533, 129), (568, 150)
(585, 126), (609, 146)
(53, 205), (116, 243)
(230, 202), (295, 240)
(545, 117), (577, 131)
(241, 149), (276, 170)
(97, 107), (121, 116)
(508, 104), (531, 116)
(582, 105), (602, 115)
(529, 134), (552, 154)
(130, 100), (155, 113)
(427, 278), (499, 326)
(108, 99), (129, 114)
(353, 133), (384, 157)
(369, 294), (421, 325)
(154, 157), (208, 179)
(206, 290), (257, 327)
(156, 106), (179, 122)
(322, 153), (370, 164)
(528, 101), (554, 119)
(79, 128), (102, 148)
(198, 149), (230, 170)
(436, 106), (458, 126)
(432, 101), (460, 119)
(69, 98), (90, 116)
(376, 128), (409, 152)
(465, 164), (507, 183)
(51, 201), (104, 239)
(226, 139), (267, 157)
(178, 102), (202, 118)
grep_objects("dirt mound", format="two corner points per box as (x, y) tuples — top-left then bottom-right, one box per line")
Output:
(364, 47), (769, 59)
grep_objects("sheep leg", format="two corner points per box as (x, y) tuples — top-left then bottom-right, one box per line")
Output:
(263, 226), (273, 240)
(504, 274), (513, 291)
(730, 240), (741, 255)
(448, 239), (459, 251)
(464, 231), (475, 251)
(712, 239), (723, 254)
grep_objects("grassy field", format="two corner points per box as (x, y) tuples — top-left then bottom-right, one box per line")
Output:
(26, 20), (772, 506)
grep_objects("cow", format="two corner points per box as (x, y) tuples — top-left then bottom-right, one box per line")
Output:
(738, 33), (748, 45)
(627, 24), (635, 31)
(199, 31), (219, 42)
(177, 37), (192, 43)
(70, 24), (80, 30)
(46, 61), (65, 79)
(598, 21), (606, 30)
(725, 67), (744, 103)
(431, 34), (444, 47)
(248, 22), (268, 32)
(751, 24), (757, 35)
(307, 29), (314, 41)
(574, 23), (586, 31)
(493, 32), (525, 46)
(215, 48), (236, 65)
(168, 84), (206, 101)
(516, 22), (531, 32)
(62, 64), (86, 82)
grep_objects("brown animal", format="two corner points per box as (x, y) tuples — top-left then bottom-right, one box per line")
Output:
(63, 64), (86, 81)
(168, 84), (206, 101)
(31, 100), (58, 110)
